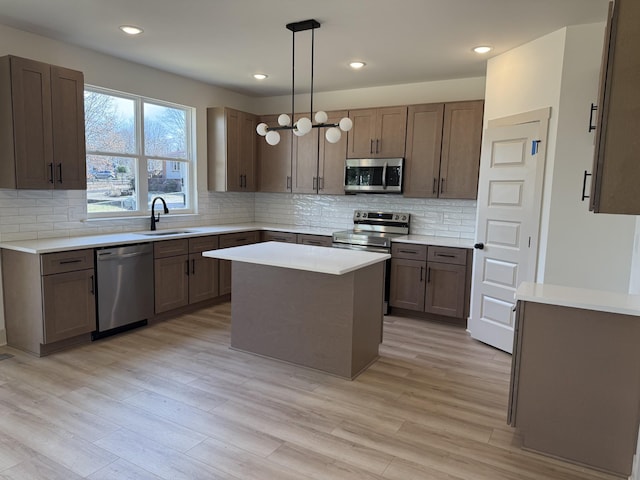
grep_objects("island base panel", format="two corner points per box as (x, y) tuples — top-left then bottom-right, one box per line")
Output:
(230, 262), (383, 379)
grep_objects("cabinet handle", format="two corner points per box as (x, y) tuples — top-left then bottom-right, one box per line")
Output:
(436, 253), (456, 258)
(382, 162), (387, 189)
(440, 178), (445, 194)
(581, 170), (592, 201)
(57, 163), (63, 183)
(59, 259), (82, 265)
(48, 163), (54, 184)
(191, 258), (195, 274)
(313, 177), (317, 190)
(319, 177), (324, 190)
(185, 259), (189, 275)
(89, 274), (95, 295)
(588, 103), (598, 132)
(376, 139), (380, 154)
(427, 266), (431, 283)
(433, 178), (437, 194)
(399, 249), (418, 255)
(307, 241), (321, 245)
(419, 266), (424, 282)
(286, 176), (291, 190)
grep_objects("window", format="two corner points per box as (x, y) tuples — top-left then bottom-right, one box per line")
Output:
(84, 86), (194, 216)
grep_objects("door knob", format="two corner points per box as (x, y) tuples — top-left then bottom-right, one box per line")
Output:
(474, 243), (485, 250)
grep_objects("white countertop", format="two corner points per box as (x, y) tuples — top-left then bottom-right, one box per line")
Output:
(203, 241), (390, 275)
(393, 234), (474, 249)
(0, 223), (472, 254)
(516, 282), (640, 317)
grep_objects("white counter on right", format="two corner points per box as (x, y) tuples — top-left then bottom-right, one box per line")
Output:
(515, 281), (640, 317)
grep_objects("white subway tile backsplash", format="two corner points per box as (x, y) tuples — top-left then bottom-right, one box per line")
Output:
(0, 187), (477, 243)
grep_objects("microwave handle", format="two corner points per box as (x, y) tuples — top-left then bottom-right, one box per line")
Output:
(382, 161), (387, 189)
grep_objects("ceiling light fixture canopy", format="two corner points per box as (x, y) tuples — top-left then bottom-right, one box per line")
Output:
(349, 61), (366, 69)
(119, 25), (144, 35)
(473, 45), (492, 54)
(256, 19), (352, 146)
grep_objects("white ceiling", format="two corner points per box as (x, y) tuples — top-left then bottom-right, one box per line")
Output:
(0, 0), (610, 97)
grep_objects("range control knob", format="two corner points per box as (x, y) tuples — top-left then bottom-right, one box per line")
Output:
(356, 212), (361, 218)
(362, 213), (367, 218)
(394, 215), (399, 220)
(402, 215), (407, 221)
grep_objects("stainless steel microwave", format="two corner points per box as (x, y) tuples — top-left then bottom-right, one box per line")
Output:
(344, 158), (403, 193)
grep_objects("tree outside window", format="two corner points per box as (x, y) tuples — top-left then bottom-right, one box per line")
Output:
(84, 87), (194, 216)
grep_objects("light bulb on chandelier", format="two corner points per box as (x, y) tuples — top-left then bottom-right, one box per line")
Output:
(255, 19), (353, 146)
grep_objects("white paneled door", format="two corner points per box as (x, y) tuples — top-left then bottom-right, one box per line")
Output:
(469, 114), (548, 353)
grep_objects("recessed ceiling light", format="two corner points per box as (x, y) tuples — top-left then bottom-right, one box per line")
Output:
(119, 25), (144, 35)
(253, 73), (268, 80)
(349, 61), (366, 70)
(473, 46), (493, 54)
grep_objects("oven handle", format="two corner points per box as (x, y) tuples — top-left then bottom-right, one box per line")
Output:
(382, 161), (387, 190)
(331, 242), (390, 254)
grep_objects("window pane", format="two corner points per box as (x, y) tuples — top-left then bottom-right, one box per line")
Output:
(87, 155), (137, 213)
(147, 160), (187, 210)
(144, 103), (187, 159)
(84, 91), (136, 154)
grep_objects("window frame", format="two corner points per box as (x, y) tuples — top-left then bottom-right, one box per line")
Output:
(84, 85), (196, 218)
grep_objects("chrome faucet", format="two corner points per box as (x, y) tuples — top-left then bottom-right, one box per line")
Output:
(150, 197), (169, 231)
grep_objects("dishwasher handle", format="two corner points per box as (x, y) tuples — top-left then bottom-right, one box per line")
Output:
(97, 251), (151, 261)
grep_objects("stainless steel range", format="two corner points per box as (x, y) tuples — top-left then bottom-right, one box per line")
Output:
(333, 210), (410, 313)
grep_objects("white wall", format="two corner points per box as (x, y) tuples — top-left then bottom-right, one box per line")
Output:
(484, 24), (636, 292)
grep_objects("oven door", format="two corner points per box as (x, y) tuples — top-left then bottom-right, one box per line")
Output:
(344, 158), (403, 193)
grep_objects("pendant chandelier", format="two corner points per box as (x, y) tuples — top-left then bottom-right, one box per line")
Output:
(256, 19), (353, 146)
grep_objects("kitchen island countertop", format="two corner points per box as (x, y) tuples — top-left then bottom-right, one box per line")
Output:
(204, 241), (389, 275)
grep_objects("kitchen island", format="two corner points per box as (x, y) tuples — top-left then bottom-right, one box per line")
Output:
(203, 241), (389, 379)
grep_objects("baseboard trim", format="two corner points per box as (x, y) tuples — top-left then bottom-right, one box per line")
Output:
(0, 328), (6, 346)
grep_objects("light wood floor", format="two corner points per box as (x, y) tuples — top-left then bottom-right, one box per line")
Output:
(0, 303), (620, 480)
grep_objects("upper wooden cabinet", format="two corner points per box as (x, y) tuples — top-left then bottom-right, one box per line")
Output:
(0, 55), (86, 190)
(257, 114), (292, 193)
(589, 0), (640, 214)
(404, 100), (483, 199)
(291, 110), (348, 195)
(347, 106), (407, 158)
(207, 107), (257, 192)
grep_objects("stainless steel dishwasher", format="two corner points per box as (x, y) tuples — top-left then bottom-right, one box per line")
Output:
(93, 243), (154, 339)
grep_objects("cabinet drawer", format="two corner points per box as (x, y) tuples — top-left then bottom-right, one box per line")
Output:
(41, 249), (94, 275)
(427, 246), (467, 265)
(261, 231), (298, 243)
(297, 234), (333, 247)
(391, 243), (427, 261)
(154, 239), (189, 259)
(219, 231), (259, 248)
(189, 235), (219, 253)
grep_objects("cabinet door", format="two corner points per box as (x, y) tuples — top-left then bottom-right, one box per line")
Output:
(375, 106), (407, 158)
(261, 231), (297, 243)
(404, 104), (444, 198)
(258, 114), (292, 192)
(239, 111), (257, 191)
(346, 108), (377, 158)
(42, 269), (96, 344)
(389, 258), (425, 311)
(218, 231), (259, 295)
(225, 108), (242, 191)
(154, 255), (189, 313)
(318, 110), (348, 195)
(51, 66), (86, 190)
(297, 234), (333, 247)
(439, 101), (483, 199)
(590, 0), (640, 214)
(292, 113), (319, 193)
(9, 56), (54, 189)
(425, 262), (466, 318)
(189, 254), (219, 304)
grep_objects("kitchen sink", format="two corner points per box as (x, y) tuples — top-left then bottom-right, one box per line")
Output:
(137, 230), (195, 236)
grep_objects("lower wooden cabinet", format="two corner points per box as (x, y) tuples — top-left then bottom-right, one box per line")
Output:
(389, 243), (471, 319)
(297, 234), (333, 247)
(154, 236), (221, 314)
(261, 231), (297, 243)
(1, 248), (96, 356)
(218, 231), (260, 295)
